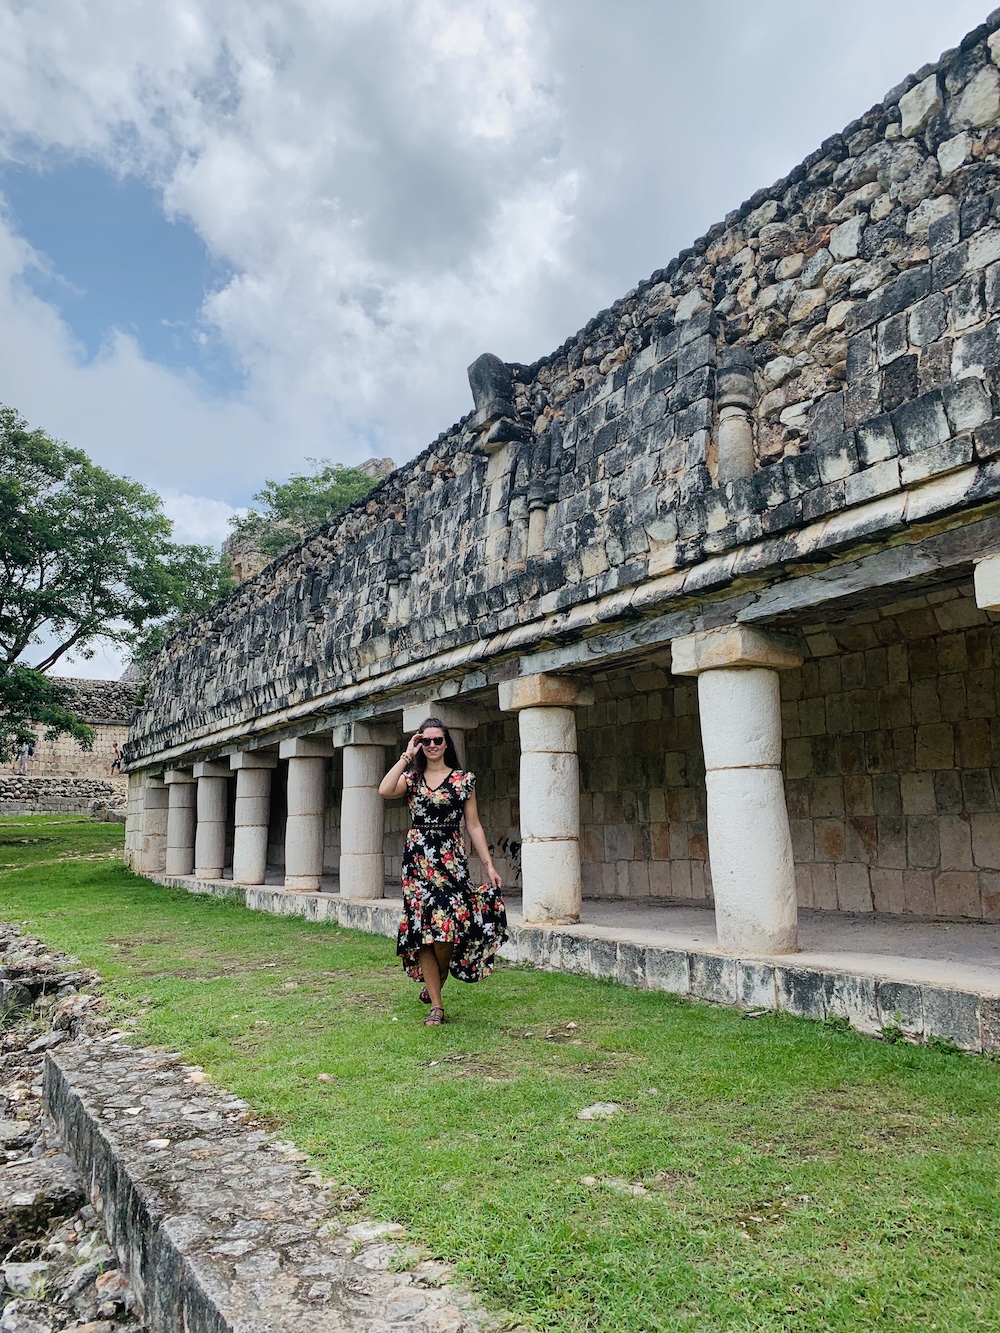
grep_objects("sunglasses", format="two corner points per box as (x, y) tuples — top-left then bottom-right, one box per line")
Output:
(419, 736), (446, 747)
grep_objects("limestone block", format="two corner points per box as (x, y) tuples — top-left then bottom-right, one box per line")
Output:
(342, 744), (386, 791)
(671, 625), (803, 676)
(698, 668), (783, 770)
(331, 722), (398, 748)
(518, 706), (577, 755)
(229, 751), (278, 770)
(163, 768), (196, 784)
(402, 702), (480, 733)
(279, 736), (334, 759)
(705, 766), (798, 954)
(900, 74), (942, 137)
(520, 839), (582, 924)
(519, 752), (581, 841)
(338, 852), (385, 900)
(192, 760), (230, 779)
(830, 214), (865, 262)
(950, 64), (1000, 130)
(498, 673), (595, 712)
(973, 553), (1000, 611)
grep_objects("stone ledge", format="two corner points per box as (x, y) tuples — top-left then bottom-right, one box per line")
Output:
(44, 1041), (494, 1333)
(148, 875), (1000, 1053)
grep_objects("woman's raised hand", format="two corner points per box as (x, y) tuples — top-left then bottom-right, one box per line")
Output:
(404, 731), (424, 760)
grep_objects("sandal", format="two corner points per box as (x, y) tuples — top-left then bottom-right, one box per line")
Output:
(424, 1007), (445, 1026)
(419, 986), (431, 1004)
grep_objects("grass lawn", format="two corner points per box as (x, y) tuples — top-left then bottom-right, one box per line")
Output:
(1, 815), (999, 1331)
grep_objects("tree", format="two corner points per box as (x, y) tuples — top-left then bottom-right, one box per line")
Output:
(228, 459), (376, 560)
(0, 404), (234, 760)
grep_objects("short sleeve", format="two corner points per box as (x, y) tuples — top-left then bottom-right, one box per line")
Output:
(459, 770), (476, 800)
(403, 770), (416, 793)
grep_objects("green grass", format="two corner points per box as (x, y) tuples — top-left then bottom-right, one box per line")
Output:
(2, 815), (1000, 1331)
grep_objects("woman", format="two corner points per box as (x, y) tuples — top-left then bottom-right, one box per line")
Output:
(379, 717), (506, 1026)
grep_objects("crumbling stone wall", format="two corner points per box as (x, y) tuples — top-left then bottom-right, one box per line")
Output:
(127, 17), (1000, 766)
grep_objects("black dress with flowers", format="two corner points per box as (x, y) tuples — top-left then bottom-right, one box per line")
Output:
(396, 769), (508, 983)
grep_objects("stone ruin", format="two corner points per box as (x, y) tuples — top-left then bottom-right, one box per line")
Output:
(123, 14), (1000, 961)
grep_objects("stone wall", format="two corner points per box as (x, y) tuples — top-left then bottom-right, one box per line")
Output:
(27, 724), (129, 786)
(127, 15), (1000, 767)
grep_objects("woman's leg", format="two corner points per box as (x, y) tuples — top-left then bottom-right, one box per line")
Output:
(419, 947), (444, 1011)
(433, 942), (453, 986)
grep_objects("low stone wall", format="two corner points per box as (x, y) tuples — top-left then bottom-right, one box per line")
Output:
(0, 776), (127, 813)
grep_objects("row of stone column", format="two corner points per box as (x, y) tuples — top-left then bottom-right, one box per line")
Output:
(143, 633), (805, 956)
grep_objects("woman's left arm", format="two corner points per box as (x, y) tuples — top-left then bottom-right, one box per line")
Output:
(464, 792), (502, 889)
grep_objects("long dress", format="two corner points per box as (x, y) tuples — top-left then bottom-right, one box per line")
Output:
(396, 768), (508, 983)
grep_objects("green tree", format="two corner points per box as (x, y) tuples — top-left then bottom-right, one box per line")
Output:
(228, 459), (376, 560)
(0, 404), (234, 761)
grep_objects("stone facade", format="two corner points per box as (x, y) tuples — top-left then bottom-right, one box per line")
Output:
(125, 16), (1000, 940)
(11, 679), (134, 812)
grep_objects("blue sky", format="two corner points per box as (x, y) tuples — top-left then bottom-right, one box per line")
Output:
(0, 0), (993, 681)
(2, 160), (240, 388)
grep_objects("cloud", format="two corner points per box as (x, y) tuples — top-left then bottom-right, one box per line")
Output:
(0, 0), (993, 524)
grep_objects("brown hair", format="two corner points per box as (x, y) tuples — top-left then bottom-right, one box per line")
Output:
(413, 716), (460, 773)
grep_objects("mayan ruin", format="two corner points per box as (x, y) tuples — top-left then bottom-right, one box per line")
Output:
(120, 16), (1000, 1049)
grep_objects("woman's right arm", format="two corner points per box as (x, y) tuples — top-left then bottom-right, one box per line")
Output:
(378, 733), (422, 798)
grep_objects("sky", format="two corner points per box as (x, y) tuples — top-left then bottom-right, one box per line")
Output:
(0, 0), (992, 676)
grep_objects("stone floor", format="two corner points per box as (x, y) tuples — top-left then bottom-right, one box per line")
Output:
(210, 869), (1000, 997)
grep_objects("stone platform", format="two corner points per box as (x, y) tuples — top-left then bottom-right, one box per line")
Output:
(149, 873), (1000, 1054)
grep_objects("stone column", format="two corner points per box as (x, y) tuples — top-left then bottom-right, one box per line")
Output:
(279, 737), (332, 892)
(163, 769), (197, 876)
(332, 722), (397, 900)
(402, 701), (481, 768)
(716, 348), (756, 485)
(672, 626), (803, 955)
(230, 751), (277, 885)
(193, 760), (230, 881)
(499, 673), (594, 925)
(139, 773), (168, 874)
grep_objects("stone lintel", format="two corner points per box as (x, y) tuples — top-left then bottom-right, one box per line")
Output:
(143, 772), (166, 788)
(671, 625), (803, 677)
(192, 761), (231, 779)
(402, 702), (481, 733)
(229, 750), (278, 770)
(330, 722), (398, 748)
(974, 553), (1000, 611)
(278, 736), (334, 759)
(498, 672), (595, 712)
(162, 768), (196, 785)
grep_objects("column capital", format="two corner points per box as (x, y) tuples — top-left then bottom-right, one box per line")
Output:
(192, 760), (231, 779)
(671, 625), (802, 676)
(163, 768), (195, 785)
(498, 673), (594, 712)
(402, 701), (481, 732)
(330, 722), (398, 748)
(974, 552), (1000, 610)
(279, 736), (334, 759)
(230, 750), (278, 770)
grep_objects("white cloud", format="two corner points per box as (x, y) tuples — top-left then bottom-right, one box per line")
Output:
(161, 491), (245, 546)
(0, 0), (993, 525)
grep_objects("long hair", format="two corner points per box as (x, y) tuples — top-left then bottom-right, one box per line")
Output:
(413, 716), (460, 774)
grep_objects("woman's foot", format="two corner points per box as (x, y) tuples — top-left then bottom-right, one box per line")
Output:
(424, 1007), (445, 1026)
(419, 986), (431, 1004)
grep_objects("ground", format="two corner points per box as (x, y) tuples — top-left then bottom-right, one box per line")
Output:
(2, 814), (1000, 1332)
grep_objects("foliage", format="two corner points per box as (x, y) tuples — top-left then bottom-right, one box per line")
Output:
(228, 459), (376, 559)
(5, 819), (1000, 1332)
(0, 404), (234, 744)
(0, 667), (94, 764)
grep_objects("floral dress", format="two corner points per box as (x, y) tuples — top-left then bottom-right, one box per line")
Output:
(396, 769), (508, 983)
